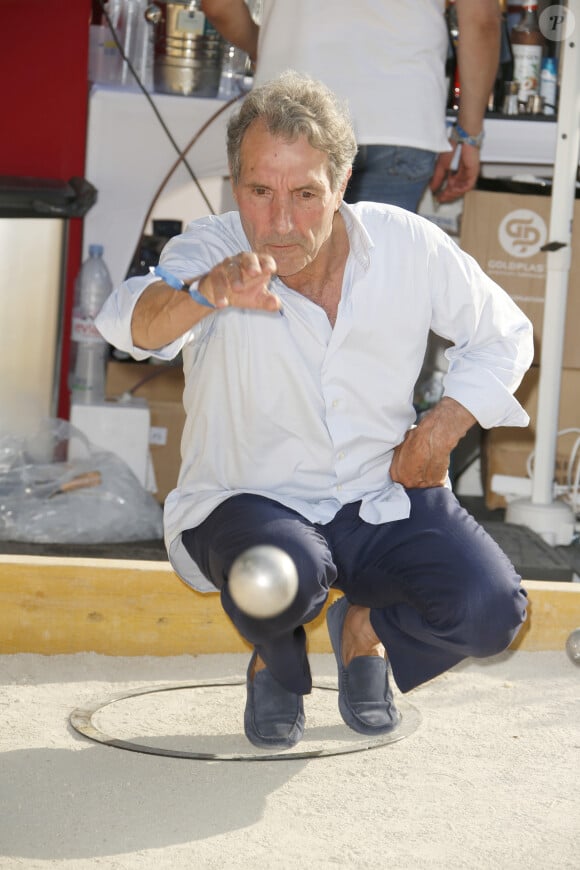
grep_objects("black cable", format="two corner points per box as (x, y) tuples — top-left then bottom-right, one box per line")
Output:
(129, 93), (242, 275)
(126, 362), (182, 396)
(97, 0), (216, 214)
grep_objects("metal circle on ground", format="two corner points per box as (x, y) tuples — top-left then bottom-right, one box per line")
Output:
(70, 678), (421, 762)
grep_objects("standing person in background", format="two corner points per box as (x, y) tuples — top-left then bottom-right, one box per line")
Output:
(201, 0), (501, 211)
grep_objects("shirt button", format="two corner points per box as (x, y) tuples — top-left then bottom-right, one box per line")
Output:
(337, 451), (345, 460)
(337, 484), (343, 491)
(331, 399), (340, 409)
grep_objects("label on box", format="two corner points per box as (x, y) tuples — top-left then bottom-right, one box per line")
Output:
(497, 208), (547, 258)
(149, 426), (168, 446)
(460, 190), (580, 369)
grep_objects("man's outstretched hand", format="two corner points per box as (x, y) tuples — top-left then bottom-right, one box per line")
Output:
(200, 252), (281, 312)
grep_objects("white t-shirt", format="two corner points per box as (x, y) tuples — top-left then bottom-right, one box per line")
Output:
(96, 202), (533, 591)
(253, 0), (451, 152)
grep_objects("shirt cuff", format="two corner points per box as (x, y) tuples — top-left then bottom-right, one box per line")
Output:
(443, 375), (530, 430)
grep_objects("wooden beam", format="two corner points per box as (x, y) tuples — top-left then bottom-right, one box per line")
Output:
(0, 555), (578, 656)
(509, 579), (580, 652)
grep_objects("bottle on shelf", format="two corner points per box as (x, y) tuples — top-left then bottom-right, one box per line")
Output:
(502, 81), (520, 115)
(489, 1), (514, 113)
(90, 0), (124, 85)
(539, 56), (558, 116)
(119, 0), (155, 92)
(90, 0), (156, 91)
(69, 244), (113, 405)
(217, 42), (251, 100)
(506, 3), (524, 32)
(216, 0), (262, 100)
(510, 2), (545, 109)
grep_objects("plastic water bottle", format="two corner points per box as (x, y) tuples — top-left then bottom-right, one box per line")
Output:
(539, 57), (558, 116)
(69, 244), (113, 405)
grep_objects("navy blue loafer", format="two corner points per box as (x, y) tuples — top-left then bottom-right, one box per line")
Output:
(244, 652), (305, 749)
(327, 596), (400, 735)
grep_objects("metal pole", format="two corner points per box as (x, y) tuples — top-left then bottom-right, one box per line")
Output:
(506, 1), (580, 543)
(532, 3), (580, 503)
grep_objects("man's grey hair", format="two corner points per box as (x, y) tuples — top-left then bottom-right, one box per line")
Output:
(227, 70), (358, 192)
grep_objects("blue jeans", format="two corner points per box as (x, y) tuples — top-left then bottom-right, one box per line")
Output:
(344, 145), (438, 212)
(182, 490), (527, 696)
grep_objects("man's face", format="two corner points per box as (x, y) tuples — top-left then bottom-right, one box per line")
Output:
(232, 120), (346, 278)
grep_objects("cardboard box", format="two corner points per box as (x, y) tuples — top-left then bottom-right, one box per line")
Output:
(460, 189), (580, 368)
(105, 361), (185, 503)
(484, 365), (580, 509)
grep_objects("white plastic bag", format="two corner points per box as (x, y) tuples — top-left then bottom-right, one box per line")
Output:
(0, 418), (163, 543)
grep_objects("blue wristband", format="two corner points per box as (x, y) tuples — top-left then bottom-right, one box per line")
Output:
(153, 265), (216, 309)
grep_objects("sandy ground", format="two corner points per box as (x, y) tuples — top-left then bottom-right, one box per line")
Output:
(0, 649), (579, 870)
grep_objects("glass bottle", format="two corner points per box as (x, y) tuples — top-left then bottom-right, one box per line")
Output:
(217, 42), (251, 100)
(510, 2), (545, 108)
(490, 1), (514, 112)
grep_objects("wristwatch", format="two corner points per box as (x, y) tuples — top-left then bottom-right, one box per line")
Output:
(451, 122), (485, 150)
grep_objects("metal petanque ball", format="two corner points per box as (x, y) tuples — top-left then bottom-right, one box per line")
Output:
(565, 628), (580, 665)
(228, 545), (299, 619)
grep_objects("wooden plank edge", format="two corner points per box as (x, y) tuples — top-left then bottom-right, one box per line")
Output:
(0, 555), (578, 655)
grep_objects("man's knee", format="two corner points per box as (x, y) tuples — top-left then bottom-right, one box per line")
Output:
(464, 584), (528, 658)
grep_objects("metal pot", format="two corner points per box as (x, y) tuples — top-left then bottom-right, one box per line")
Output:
(146, 1), (223, 97)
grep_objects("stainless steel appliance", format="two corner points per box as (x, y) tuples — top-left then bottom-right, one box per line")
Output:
(149, 1), (223, 97)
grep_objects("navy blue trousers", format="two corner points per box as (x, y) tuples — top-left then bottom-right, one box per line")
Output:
(182, 489), (528, 696)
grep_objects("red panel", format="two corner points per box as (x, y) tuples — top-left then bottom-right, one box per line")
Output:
(1, 0), (91, 177)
